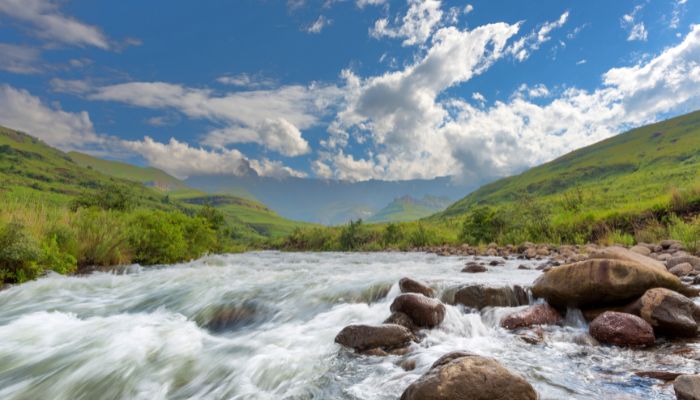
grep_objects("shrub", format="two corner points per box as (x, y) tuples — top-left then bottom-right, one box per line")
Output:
(634, 220), (667, 244)
(284, 227), (336, 250)
(339, 219), (374, 250)
(71, 184), (135, 211)
(408, 223), (439, 248)
(599, 229), (635, 247)
(382, 223), (404, 246)
(38, 235), (77, 275)
(0, 222), (41, 284)
(668, 214), (700, 254)
(460, 206), (504, 244)
(72, 208), (130, 267)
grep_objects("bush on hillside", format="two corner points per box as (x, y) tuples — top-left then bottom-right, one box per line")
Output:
(0, 222), (41, 284)
(71, 184), (135, 212)
(72, 208), (130, 267)
(668, 214), (700, 254)
(459, 206), (504, 244)
(38, 235), (77, 275)
(382, 223), (404, 246)
(339, 219), (376, 250)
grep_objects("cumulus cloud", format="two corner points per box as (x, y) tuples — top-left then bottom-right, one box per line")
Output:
(0, 84), (103, 149)
(371, 0), (443, 46)
(84, 81), (341, 157)
(0, 0), (110, 49)
(508, 11), (569, 61)
(305, 15), (331, 34)
(0, 43), (42, 74)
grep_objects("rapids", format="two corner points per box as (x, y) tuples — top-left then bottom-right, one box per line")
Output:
(0, 251), (697, 399)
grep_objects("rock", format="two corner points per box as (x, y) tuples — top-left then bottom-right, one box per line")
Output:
(462, 264), (487, 273)
(589, 311), (655, 347)
(390, 294), (446, 328)
(531, 259), (691, 308)
(450, 284), (529, 310)
(400, 359), (417, 371)
(399, 277), (434, 298)
(630, 245), (652, 256)
(361, 347), (389, 356)
(197, 302), (263, 332)
(500, 303), (562, 330)
(661, 240), (682, 250)
(400, 352), (538, 400)
(625, 288), (698, 337)
(670, 263), (695, 277)
(674, 375), (700, 400)
(634, 371), (683, 382)
(572, 333), (599, 347)
(668, 256), (700, 270)
(384, 312), (419, 333)
(518, 264), (530, 270)
(335, 324), (414, 352)
(488, 259), (504, 266)
(589, 246), (667, 272)
(518, 328), (544, 344)
(581, 306), (626, 322)
(694, 275), (700, 285)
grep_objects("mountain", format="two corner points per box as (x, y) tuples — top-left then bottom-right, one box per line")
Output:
(367, 195), (452, 223)
(436, 109), (700, 219)
(184, 174), (473, 225)
(0, 126), (308, 238)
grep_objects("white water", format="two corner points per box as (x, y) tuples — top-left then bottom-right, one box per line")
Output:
(0, 252), (697, 399)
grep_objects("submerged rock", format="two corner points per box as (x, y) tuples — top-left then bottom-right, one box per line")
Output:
(589, 311), (655, 347)
(532, 259), (691, 308)
(399, 277), (434, 298)
(461, 264), (487, 273)
(449, 284), (529, 310)
(674, 375), (700, 400)
(390, 294), (446, 328)
(400, 351), (538, 400)
(501, 303), (562, 330)
(634, 370), (683, 382)
(335, 324), (414, 352)
(196, 302), (263, 332)
(625, 288), (698, 337)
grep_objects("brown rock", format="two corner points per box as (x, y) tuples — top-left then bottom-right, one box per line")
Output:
(501, 303), (562, 330)
(634, 370), (683, 382)
(450, 284), (529, 310)
(384, 312), (419, 332)
(462, 264), (487, 273)
(625, 288), (698, 337)
(400, 359), (417, 371)
(674, 375), (700, 400)
(670, 263), (695, 277)
(668, 256), (700, 270)
(390, 294), (446, 328)
(335, 324), (414, 352)
(630, 245), (652, 256)
(532, 258), (691, 308)
(589, 246), (667, 272)
(589, 311), (655, 347)
(399, 277), (434, 298)
(400, 352), (538, 400)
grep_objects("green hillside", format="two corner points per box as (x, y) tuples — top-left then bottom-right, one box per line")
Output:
(368, 195), (451, 223)
(437, 110), (700, 222)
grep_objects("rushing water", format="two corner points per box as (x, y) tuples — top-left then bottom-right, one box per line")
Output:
(0, 252), (698, 399)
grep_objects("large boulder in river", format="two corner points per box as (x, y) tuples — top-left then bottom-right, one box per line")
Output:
(335, 324), (414, 352)
(589, 246), (667, 272)
(589, 311), (655, 347)
(674, 375), (700, 400)
(399, 277), (434, 298)
(501, 303), (562, 330)
(390, 294), (446, 328)
(532, 259), (692, 308)
(400, 351), (538, 400)
(449, 284), (529, 310)
(625, 288), (698, 337)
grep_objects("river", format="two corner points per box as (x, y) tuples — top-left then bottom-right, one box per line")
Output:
(0, 251), (697, 399)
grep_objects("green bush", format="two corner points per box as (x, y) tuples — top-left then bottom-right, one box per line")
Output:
(71, 184), (135, 211)
(668, 214), (700, 254)
(38, 235), (77, 275)
(339, 219), (374, 250)
(0, 222), (41, 284)
(72, 208), (130, 267)
(382, 223), (404, 246)
(460, 206), (504, 244)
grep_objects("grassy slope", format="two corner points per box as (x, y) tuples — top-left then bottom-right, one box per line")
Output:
(436, 110), (700, 221)
(368, 196), (451, 223)
(66, 148), (308, 238)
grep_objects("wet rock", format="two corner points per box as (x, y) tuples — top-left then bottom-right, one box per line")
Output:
(489, 259), (504, 266)
(518, 327), (544, 344)
(634, 370), (683, 382)
(670, 263), (695, 277)
(668, 256), (700, 270)
(581, 306), (626, 322)
(400, 359), (417, 371)
(197, 302), (262, 332)
(589, 246), (667, 272)
(361, 347), (389, 357)
(390, 294), (446, 328)
(630, 245), (652, 256)
(399, 277), (434, 298)
(674, 375), (700, 400)
(384, 311), (419, 333)
(462, 264), (487, 273)
(518, 264), (531, 270)
(572, 333), (599, 347)
(501, 303), (562, 330)
(589, 311), (655, 347)
(625, 288), (698, 337)
(400, 351), (538, 400)
(450, 284), (529, 310)
(532, 259), (691, 308)
(335, 324), (414, 352)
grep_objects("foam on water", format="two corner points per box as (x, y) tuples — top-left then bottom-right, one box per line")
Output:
(0, 251), (696, 399)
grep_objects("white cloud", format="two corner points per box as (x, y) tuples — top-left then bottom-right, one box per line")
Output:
(628, 22), (648, 41)
(249, 158), (307, 179)
(0, 84), (102, 149)
(508, 11), (569, 62)
(464, 4), (474, 15)
(576, 59), (587, 65)
(216, 73), (276, 89)
(0, 43), (41, 74)
(371, 0), (443, 46)
(356, 0), (386, 8)
(670, 0), (687, 30)
(621, 4), (648, 42)
(306, 15), (331, 34)
(49, 78), (92, 95)
(471, 92), (486, 105)
(85, 81), (342, 157)
(0, 0), (110, 49)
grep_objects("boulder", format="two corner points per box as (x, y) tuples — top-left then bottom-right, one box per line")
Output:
(400, 351), (538, 400)
(449, 284), (529, 310)
(335, 324), (414, 352)
(501, 303), (562, 330)
(462, 264), (487, 273)
(630, 245), (652, 256)
(390, 294), (446, 328)
(531, 259), (691, 308)
(675, 375), (700, 400)
(589, 311), (655, 347)
(625, 288), (698, 337)
(670, 263), (695, 277)
(589, 246), (667, 272)
(661, 240), (683, 250)
(668, 256), (700, 270)
(384, 312), (419, 333)
(399, 277), (434, 298)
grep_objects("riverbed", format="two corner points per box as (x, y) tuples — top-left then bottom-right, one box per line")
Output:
(0, 252), (697, 399)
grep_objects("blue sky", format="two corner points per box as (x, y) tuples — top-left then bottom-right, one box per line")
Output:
(0, 0), (699, 183)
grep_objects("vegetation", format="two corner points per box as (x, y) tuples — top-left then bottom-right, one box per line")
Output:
(367, 195), (452, 223)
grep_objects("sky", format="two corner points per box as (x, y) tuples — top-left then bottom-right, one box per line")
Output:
(0, 0), (699, 184)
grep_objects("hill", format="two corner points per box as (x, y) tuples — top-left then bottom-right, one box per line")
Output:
(436, 110), (700, 222)
(368, 195), (451, 223)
